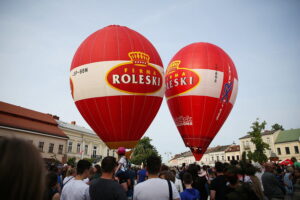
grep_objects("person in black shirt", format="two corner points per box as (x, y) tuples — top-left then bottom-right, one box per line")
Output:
(209, 162), (227, 200)
(89, 156), (127, 200)
(187, 164), (208, 200)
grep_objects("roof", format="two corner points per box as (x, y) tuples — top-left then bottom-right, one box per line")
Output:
(275, 129), (300, 144)
(56, 120), (95, 135)
(0, 101), (68, 138)
(170, 145), (231, 160)
(209, 145), (230, 153)
(239, 130), (276, 139)
(225, 145), (240, 152)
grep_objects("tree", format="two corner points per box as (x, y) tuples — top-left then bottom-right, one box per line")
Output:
(271, 123), (284, 131)
(247, 119), (270, 164)
(67, 157), (76, 167)
(130, 137), (161, 165)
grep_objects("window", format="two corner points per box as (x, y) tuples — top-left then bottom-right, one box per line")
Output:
(93, 146), (97, 158)
(77, 143), (81, 153)
(285, 147), (290, 155)
(211, 156), (214, 161)
(58, 145), (63, 154)
(295, 146), (299, 154)
(85, 145), (88, 155)
(216, 156), (219, 161)
(38, 142), (44, 152)
(222, 156), (224, 161)
(68, 141), (73, 153)
(277, 148), (281, 155)
(48, 143), (54, 153)
(227, 156), (230, 161)
(107, 148), (109, 156)
(232, 156), (235, 160)
(237, 155), (239, 160)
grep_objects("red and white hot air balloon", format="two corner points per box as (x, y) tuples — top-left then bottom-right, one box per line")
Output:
(165, 42), (238, 161)
(70, 25), (164, 149)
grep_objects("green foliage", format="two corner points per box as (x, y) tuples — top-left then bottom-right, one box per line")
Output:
(83, 158), (95, 164)
(247, 119), (270, 164)
(67, 157), (76, 167)
(130, 137), (160, 165)
(271, 123), (284, 131)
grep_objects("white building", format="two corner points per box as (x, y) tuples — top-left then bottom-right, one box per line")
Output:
(56, 119), (115, 163)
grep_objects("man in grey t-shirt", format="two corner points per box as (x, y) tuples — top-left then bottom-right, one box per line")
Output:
(89, 156), (127, 200)
(262, 163), (285, 200)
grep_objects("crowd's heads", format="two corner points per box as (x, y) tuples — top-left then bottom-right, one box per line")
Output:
(94, 164), (102, 174)
(291, 157), (297, 163)
(161, 164), (169, 172)
(66, 167), (76, 177)
(159, 170), (175, 183)
(101, 156), (118, 173)
(182, 172), (193, 185)
(264, 162), (275, 172)
(244, 163), (258, 176)
(146, 155), (162, 175)
(225, 166), (239, 186)
(0, 137), (45, 200)
(230, 160), (239, 166)
(77, 159), (91, 175)
(215, 162), (225, 173)
(187, 163), (199, 177)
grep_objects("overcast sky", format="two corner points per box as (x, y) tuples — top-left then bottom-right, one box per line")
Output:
(1, 0), (299, 162)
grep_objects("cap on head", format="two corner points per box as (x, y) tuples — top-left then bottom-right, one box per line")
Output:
(117, 147), (126, 155)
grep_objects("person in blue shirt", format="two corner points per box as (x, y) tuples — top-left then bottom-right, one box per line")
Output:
(180, 172), (200, 200)
(137, 165), (147, 183)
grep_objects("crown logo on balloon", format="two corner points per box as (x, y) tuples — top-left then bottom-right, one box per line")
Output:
(128, 51), (150, 66)
(166, 60), (181, 74)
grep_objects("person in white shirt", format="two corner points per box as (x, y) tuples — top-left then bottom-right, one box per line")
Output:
(61, 160), (91, 200)
(133, 155), (180, 200)
(63, 167), (76, 186)
(171, 169), (183, 193)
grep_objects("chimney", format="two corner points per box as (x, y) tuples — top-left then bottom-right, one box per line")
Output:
(53, 115), (60, 120)
(71, 121), (76, 125)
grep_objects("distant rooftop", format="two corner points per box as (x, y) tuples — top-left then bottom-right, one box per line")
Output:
(275, 129), (300, 144)
(0, 101), (68, 138)
(56, 120), (95, 135)
(239, 130), (277, 139)
(225, 145), (240, 152)
(170, 145), (232, 160)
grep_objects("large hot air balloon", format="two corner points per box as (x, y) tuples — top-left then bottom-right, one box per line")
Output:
(165, 43), (238, 161)
(70, 25), (164, 149)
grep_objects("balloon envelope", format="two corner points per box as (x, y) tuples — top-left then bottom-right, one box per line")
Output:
(165, 43), (238, 161)
(70, 25), (164, 149)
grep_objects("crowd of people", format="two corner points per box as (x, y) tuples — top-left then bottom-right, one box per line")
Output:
(1, 137), (300, 200)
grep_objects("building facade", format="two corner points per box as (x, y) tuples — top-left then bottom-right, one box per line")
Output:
(239, 130), (280, 159)
(0, 101), (68, 163)
(56, 120), (114, 163)
(274, 129), (300, 161)
(169, 144), (239, 166)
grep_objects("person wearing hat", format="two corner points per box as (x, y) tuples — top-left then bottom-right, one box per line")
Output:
(115, 147), (130, 192)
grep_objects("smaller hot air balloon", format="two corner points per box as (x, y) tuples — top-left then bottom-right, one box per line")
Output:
(70, 25), (164, 150)
(165, 43), (238, 161)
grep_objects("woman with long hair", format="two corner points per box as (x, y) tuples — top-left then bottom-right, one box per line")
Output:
(0, 137), (45, 200)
